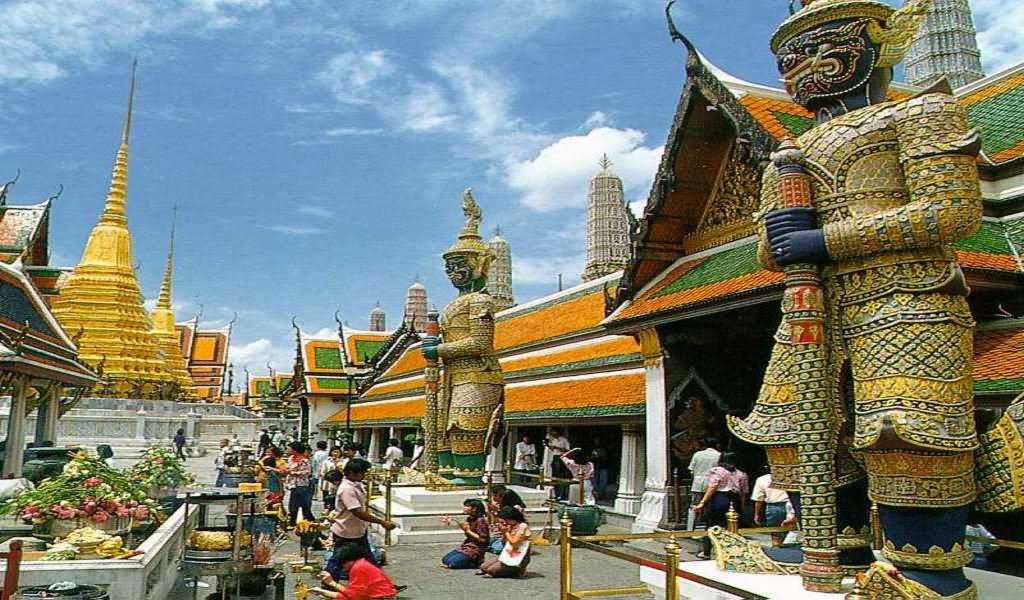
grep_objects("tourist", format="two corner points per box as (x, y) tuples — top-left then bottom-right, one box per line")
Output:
(311, 440), (329, 503)
(230, 433), (241, 450)
(514, 434), (537, 475)
(692, 451), (748, 559)
(543, 427), (571, 500)
(329, 458), (396, 566)
(688, 437), (721, 505)
(173, 428), (187, 461)
(966, 517), (998, 569)
(478, 506), (531, 578)
(282, 441), (315, 527)
(382, 438), (403, 469)
(751, 466), (788, 546)
(96, 444), (115, 468)
(486, 486), (526, 554)
(440, 499), (490, 569)
(272, 428), (287, 450)
(313, 545), (398, 600)
(214, 439), (230, 487)
(321, 446), (346, 509)
(260, 446), (284, 501)
(408, 438), (425, 470)
(561, 448), (596, 505)
(258, 429), (272, 455)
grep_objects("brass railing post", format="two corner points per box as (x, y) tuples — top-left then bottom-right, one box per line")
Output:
(664, 534), (681, 600)
(384, 470), (393, 546)
(726, 502), (739, 534)
(870, 502), (883, 550)
(560, 514), (573, 600)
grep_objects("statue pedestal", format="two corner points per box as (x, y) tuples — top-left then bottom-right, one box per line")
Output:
(370, 485), (551, 545)
(640, 561), (1022, 599)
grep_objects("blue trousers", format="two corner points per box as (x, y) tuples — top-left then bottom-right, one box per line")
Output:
(442, 549), (479, 569)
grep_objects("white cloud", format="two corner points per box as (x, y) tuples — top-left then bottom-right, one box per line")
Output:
(514, 253), (586, 286)
(301, 327), (337, 340)
(258, 225), (326, 236)
(323, 126), (385, 136)
(296, 204), (334, 218)
(229, 337), (294, 372)
(582, 111), (610, 129)
(506, 126), (663, 212)
(0, 1), (272, 84)
(316, 50), (397, 105)
(973, 1), (1024, 74)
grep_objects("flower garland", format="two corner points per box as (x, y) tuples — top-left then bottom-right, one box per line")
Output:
(126, 447), (196, 490)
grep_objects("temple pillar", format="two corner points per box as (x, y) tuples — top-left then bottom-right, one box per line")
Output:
(367, 428), (381, 463)
(486, 435), (506, 484)
(633, 329), (669, 532)
(136, 408), (148, 441)
(5, 377), (29, 478)
(614, 423), (644, 515)
(185, 409), (200, 447)
(34, 391), (49, 446)
(43, 386), (61, 444)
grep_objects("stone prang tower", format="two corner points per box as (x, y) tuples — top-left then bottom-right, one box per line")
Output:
(906, 0), (985, 89)
(582, 154), (631, 281)
(404, 279), (428, 332)
(369, 302), (386, 332)
(486, 226), (514, 310)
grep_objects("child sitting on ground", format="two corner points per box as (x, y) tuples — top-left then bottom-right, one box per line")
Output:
(312, 545), (399, 600)
(440, 499), (490, 569)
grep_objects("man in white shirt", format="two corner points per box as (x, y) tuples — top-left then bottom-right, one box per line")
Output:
(686, 437), (720, 529)
(751, 468), (790, 545)
(543, 428), (571, 500)
(514, 434), (537, 471)
(310, 440), (329, 505)
(382, 438), (404, 469)
(409, 438), (424, 470)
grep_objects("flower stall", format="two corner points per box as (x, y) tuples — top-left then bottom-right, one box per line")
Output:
(0, 453), (159, 539)
(126, 447), (196, 500)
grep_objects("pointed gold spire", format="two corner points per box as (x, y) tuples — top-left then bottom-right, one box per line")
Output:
(150, 203), (195, 398)
(52, 60), (176, 398)
(99, 59), (136, 228)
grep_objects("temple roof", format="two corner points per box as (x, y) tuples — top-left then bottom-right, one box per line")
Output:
(972, 319), (1024, 396)
(0, 201), (50, 266)
(959, 64), (1024, 166)
(324, 274), (643, 427)
(0, 260), (95, 385)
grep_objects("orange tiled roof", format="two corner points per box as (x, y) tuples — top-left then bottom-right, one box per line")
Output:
(363, 374), (424, 399)
(379, 345), (426, 380)
(326, 397), (426, 424)
(738, 94), (813, 140)
(495, 286), (608, 350)
(501, 336), (640, 376)
(955, 250), (1021, 273)
(973, 325), (1024, 381)
(506, 372), (645, 416)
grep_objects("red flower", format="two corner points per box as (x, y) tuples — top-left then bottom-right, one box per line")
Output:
(91, 510), (110, 523)
(83, 477), (101, 488)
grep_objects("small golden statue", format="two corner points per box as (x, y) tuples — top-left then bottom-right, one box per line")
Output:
(421, 190), (505, 484)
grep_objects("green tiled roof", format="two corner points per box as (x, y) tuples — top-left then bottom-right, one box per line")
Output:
(953, 221), (1013, 254)
(507, 404), (646, 420)
(653, 243), (760, 299)
(974, 378), (1024, 393)
(774, 111), (814, 137)
(315, 377), (352, 390)
(314, 346), (343, 370)
(255, 380), (272, 395)
(507, 353), (642, 380)
(354, 340), (385, 362)
(1005, 217), (1024, 253)
(966, 82), (1024, 158)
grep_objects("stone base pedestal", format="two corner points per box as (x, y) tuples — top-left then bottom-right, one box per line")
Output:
(371, 485), (550, 545)
(632, 488), (666, 532)
(640, 561), (1020, 600)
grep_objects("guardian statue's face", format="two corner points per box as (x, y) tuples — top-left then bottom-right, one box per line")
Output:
(776, 18), (879, 109)
(444, 255), (475, 290)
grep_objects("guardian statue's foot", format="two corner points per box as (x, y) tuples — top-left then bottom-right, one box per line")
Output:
(859, 562), (977, 600)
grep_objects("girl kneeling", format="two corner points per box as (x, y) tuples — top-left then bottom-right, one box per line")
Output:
(440, 499), (489, 569)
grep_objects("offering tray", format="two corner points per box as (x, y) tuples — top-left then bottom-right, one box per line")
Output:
(184, 548), (253, 562)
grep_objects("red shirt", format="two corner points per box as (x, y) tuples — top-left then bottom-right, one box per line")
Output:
(335, 559), (397, 600)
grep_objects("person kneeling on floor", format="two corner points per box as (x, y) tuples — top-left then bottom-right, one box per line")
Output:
(313, 545), (398, 600)
(440, 499), (489, 569)
(479, 506), (531, 578)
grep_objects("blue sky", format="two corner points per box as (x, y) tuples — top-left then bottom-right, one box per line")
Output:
(0, 0), (1020, 376)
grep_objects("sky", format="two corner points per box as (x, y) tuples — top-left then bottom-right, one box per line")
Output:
(0, 0), (1021, 377)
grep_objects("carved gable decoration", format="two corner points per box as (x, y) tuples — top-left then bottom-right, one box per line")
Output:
(684, 146), (760, 254)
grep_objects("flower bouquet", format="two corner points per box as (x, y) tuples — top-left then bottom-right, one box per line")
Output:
(126, 447), (196, 498)
(0, 452), (159, 538)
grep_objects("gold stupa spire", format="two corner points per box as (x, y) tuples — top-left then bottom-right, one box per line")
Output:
(52, 60), (175, 398)
(150, 204), (196, 398)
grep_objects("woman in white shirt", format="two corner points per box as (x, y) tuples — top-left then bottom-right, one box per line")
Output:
(382, 438), (404, 469)
(561, 448), (596, 505)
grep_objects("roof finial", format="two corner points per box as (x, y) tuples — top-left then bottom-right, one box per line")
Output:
(665, 0), (703, 77)
(599, 153), (612, 171)
(123, 58), (138, 145)
(156, 202), (177, 311)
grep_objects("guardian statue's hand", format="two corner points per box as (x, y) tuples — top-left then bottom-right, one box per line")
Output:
(421, 336), (440, 360)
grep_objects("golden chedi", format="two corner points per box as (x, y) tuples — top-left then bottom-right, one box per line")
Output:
(52, 63), (174, 398)
(148, 210), (196, 399)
